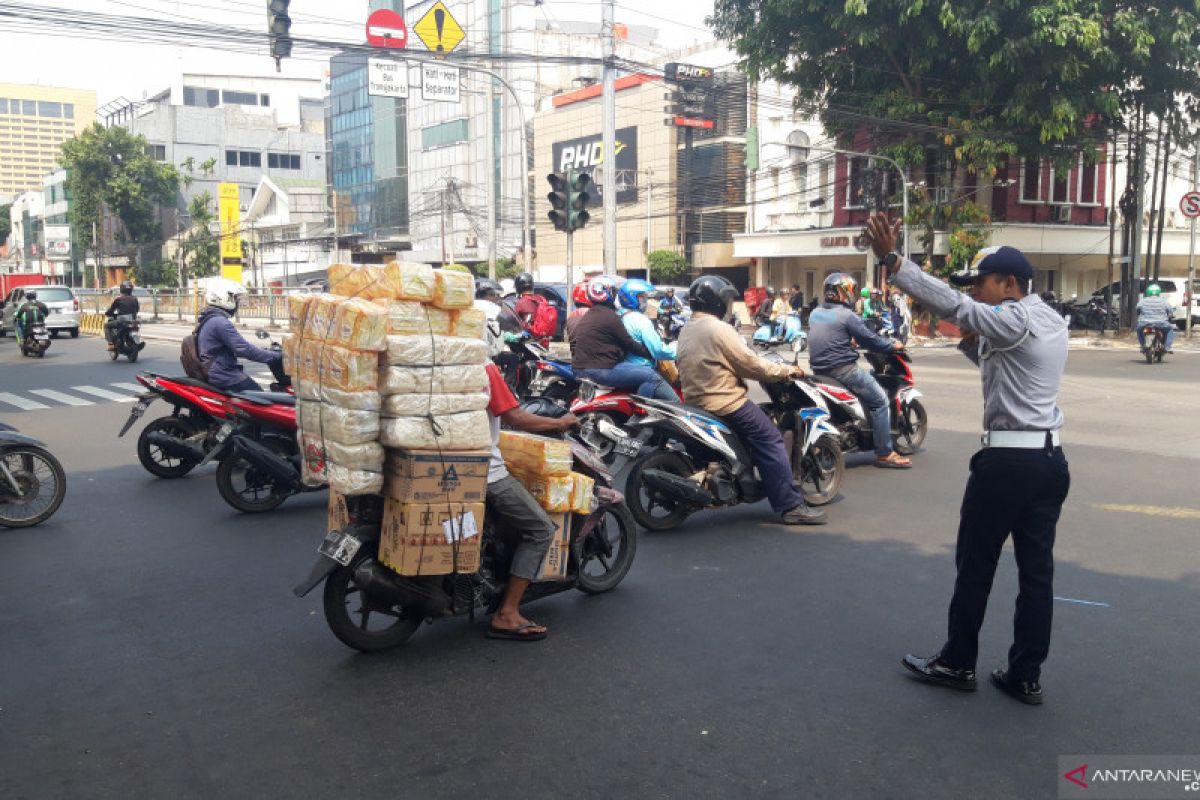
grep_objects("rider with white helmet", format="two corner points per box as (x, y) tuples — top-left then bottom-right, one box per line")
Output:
(196, 277), (281, 391)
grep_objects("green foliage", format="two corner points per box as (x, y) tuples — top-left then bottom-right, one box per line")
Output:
(0, 204), (11, 243)
(135, 259), (177, 288)
(647, 249), (689, 284)
(181, 192), (219, 280)
(59, 124), (179, 256)
(907, 198), (993, 277)
(494, 258), (521, 280)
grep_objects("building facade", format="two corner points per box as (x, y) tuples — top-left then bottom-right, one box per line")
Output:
(0, 83), (96, 202)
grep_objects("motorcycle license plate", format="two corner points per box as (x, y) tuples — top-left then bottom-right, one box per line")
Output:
(614, 437), (642, 457)
(319, 529), (361, 566)
(118, 397), (153, 437)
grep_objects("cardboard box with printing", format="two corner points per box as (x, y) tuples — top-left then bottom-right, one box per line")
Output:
(535, 512), (572, 582)
(383, 449), (490, 504)
(379, 501), (485, 576)
(498, 431), (572, 477)
(328, 489), (351, 532)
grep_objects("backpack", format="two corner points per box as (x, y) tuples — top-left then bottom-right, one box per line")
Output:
(528, 296), (558, 339)
(180, 315), (216, 382)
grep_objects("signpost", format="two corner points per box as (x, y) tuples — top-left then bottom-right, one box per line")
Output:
(217, 183), (242, 283)
(413, 1), (465, 55)
(367, 58), (408, 98)
(421, 63), (461, 103)
(1183, 185), (1200, 338)
(365, 8), (408, 50)
(663, 62), (716, 266)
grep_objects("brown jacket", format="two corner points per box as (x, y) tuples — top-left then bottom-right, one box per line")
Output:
(676, 312), (795, 416)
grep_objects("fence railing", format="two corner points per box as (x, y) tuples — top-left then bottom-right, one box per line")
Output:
(74, 288), (314, 326)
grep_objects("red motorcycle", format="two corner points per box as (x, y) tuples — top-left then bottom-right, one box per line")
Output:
(569, 379), (680, 463)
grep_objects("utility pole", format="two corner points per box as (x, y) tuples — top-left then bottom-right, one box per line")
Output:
(483, 16), (497, 281)
(1128, 123), (1148, 329)
(1153, 128), (1171, 281)
(601, 0), (617, 273)
(1189, 145), (1198, 339)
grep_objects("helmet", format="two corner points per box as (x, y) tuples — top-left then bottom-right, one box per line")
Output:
(205, 277), (248, 312)
(475, 278), (503, 300)
(25, 290), (36, 301)
(869, 288), (882, 299)
(585, 276), (617, 306)
(514, 272), (535, 294)
(571, 281), (592, 308)
(120, 280), (134, 295)
(860, 287), (870, 298)
(617, 278), (655, 311)
(824, 273), (859, 307)
(1146, 284), (1161, 297)
(688, 275), (739, 318)
(766, 287), (777, 299)
(665, 287), (675, 295)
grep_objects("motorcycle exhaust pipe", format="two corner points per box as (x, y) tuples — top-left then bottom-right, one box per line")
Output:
(143, 430), (206, 462)
(640, 468), (714, 506)
(353, 560), (447, 615)
(231, 435), (302, 491)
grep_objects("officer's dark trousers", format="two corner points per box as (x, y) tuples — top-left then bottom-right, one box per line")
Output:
(941, 445), (1070, 682)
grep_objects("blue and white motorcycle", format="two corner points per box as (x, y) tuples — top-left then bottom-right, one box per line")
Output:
(611, 378), (843, 532)
(751, 311), (807, 362)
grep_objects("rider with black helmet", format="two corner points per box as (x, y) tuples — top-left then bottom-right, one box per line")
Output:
(15, 290), (49, 344)
(103, 281), (142, 351)
(675, 275), (827, 526)
(511, 271), (544, 336)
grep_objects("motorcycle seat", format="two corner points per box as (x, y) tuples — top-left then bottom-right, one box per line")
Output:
(233, 391), (296, 407)
(810, 374), (849, 390)
(171, 376), (225, 393)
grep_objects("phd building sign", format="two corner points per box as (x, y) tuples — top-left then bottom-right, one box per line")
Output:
(551, 126), (639, 204)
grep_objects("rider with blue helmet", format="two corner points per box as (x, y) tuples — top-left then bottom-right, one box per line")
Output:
(616, 278), (676, 368)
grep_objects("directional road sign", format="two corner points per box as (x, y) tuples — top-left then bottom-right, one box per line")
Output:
(366, 8), (407, 50)
(413, 1), (465, 55)
(1181, 190), (1200, 220)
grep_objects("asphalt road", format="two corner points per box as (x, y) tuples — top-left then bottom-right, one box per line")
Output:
(2, 335), (1198, 799)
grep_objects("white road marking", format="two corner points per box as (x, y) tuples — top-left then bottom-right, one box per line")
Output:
(29, 389), (94, 407)
(0, 392), (50, 411)
(1097, 503), (1200, 520)
(72, 385), (138, 403)
(109, 382), (144, 393)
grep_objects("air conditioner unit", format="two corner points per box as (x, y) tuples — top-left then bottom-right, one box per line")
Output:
(465, 234), (479, 249)
(1054, 204), (1072, 223)
(934, 186), (951, 204)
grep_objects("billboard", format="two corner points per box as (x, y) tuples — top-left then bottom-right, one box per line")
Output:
(218, 183), (243, 282)
(551, 126), (638, 204)
(45, 225), (72, 261)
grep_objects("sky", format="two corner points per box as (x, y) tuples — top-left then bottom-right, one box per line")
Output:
(0, 0), (718, 106)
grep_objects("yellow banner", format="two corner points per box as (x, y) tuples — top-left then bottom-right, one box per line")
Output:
(218, 183), (243, 283)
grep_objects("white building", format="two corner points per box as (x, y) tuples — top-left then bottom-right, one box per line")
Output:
(3, 190), (45, 275)
(243, 176), (334, 285)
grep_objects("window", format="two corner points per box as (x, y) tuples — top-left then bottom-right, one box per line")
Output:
(0, 99), (7, 113)
(63, 103), (73, 119)
(22, 100), (36, 116)
(421, 118), (469, 149)
(222, 90), (260, 106)
(844, 157), (865, 208)
(225, 149), (261, 168)
(1077, 155), (1100, 205)
(183, 86), (219, 108)
(38, 101), (61, 118)
(145, 144), (166, 161)
(267, 152), (301, 170)
(1020, 157), (1042, 203)
(260, 94), (270, 107)
(226, 149), (237, 166)
(1050, 168), (1070, 204)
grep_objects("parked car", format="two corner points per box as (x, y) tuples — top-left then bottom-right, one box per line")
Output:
(0, 285), (81, 338)
(1091, 278), (1198, 329)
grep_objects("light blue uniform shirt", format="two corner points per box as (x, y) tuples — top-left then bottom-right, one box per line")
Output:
(618, 309), (676, 367)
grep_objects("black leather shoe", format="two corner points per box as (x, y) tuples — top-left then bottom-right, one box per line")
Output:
(990, 668), (1043, 705)
(782, 505), (827, 526)
(901, 653), (977, 691)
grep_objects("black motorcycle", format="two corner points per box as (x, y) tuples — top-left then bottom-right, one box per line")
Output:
(0, 422), (67, 528)
(295, 435), (637, 653)
(108, 314), (145, 362)
(18, 323), (51, 358)
(1140, 325), (1168, 364)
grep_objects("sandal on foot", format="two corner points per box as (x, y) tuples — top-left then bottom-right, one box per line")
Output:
(875, 454), (912, 469)
(486, 622), (547, 642)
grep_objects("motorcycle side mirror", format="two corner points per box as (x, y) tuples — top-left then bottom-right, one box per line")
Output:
(255, 329), (270, 340)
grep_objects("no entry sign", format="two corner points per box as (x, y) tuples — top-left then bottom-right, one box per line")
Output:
(366, 8), (407, 49)
(1181, 190), (1200, 219)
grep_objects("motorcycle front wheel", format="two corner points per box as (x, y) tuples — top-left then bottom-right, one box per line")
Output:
(576, 503), (638, 594)
(0, 446), (67, 528)
(892, 399), (928, 456)
(795, 434), (844, 506)
(323, 545), (422, 653)
(626, 450), (694, 532)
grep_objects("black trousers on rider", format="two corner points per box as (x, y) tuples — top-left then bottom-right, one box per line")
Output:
(940, 445), (1070, 683)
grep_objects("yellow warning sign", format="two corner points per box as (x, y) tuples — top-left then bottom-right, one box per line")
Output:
(413, 1), (465, 55)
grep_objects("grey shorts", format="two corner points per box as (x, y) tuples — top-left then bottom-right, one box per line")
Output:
(486, 475), (555, 580)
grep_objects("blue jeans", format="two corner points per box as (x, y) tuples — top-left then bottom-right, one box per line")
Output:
(830, 364), (893, 456)
(1137, 323), (1174, 351)
(722, 400), (807, 514)
(577, 364), (676, 402)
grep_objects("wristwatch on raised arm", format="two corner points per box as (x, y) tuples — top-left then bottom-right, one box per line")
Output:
(877, 252), (900, 274)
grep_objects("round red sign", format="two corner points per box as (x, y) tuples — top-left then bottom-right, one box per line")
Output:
(366, 8), (407, 49)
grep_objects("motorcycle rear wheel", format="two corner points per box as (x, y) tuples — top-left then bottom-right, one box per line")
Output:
(137, 416), (201, 478)
(215, 437), (293, 513)
(1144, 347), (1154, 364)
(626, 450), (694, 532)
(577, 503), (638, 594)
(795, 434), (844, 506)
(323, 546), (422, 653)
(892, 400), (928, 456)
(0, 445), (67, 528)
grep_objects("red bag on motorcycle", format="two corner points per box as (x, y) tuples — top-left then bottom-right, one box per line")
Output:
(528, 296), (558, 339)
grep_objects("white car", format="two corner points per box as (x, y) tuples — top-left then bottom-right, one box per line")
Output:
(1091, 278), (1198, 329)
(1, 285), (82, 338)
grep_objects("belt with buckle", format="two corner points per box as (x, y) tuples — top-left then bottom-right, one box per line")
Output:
(980, 430), (1061, 449)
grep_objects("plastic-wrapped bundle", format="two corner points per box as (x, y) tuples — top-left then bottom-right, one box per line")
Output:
(326, 439), (385, 472)
(304, 293), (344, 341)
(511, 469), (574, 513)
(378, 364), (489, 395)
(328, 462), (385, 496)
(332, 297), (388, 352)
(280, 333), (299, 377)
(383, 300), (452, 336)
(451, 307), (487, 340)
(319, 387), (382, 412)
(379, 410), (491, 451)
(385, 335), (489, 367)
(431, 268), (475, 309)
(569, 471), (596, 514)
(288, 293), (316, 330)
(499, 431), (573, 477)
(382, 391), (489, 418)
(382, 261), (435, 302)
(297, 400), (380, 445)
(294, 338), (324, 400)
(319, 344), (380, 393)
(329, 264), (390, 300)
(299, 431), (329, 486)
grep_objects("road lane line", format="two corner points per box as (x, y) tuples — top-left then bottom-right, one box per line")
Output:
(1053, 596), (1111, 608)
(72, 385), (138, 402)
(0, 392), (50, 411)
(1096, 503), (1200, 520)
(109, 382), (145, 393)
(29, 389), (94, 407)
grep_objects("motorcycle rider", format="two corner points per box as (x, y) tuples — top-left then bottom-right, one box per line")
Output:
(617, 278), (676, 369)
(573, 277), (675, 401)
(675, 275), (827, 526)
(807, 273), (912, 469)
(565, 281), (592, 352)
(476, 278), (523, 385)
(14, 291), (49, 345)
(104, 281), (145, 352)
(196, 277), (282, 392)
(1135, 284), (1175, 353)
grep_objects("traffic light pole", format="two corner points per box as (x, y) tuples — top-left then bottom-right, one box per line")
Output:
(565, 231), (574, 313)
(601, 0), (617, 273)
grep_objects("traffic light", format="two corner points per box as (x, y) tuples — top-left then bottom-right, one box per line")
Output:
(547, 172), (569, 232)
(268, 0), (292, 64)
(567, 171), (591, 231)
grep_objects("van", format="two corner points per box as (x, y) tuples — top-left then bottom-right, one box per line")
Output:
(0, 285), (82, 338)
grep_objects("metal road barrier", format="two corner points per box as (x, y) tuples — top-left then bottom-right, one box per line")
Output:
(80, 314), (106, 336)
(75, 288), (316, 327)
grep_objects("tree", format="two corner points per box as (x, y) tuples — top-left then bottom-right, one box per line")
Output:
(647, 249), (689, 284)
(0, 204), (10, 244)
(494, 257), (521, 280)
(180, 192), (219, 281)
(59, 123), (179, 262)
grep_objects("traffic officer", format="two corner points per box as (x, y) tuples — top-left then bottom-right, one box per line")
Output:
(864, 212), (1070, 706)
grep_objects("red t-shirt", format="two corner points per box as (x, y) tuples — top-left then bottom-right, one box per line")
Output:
(485, 363), (518, 482)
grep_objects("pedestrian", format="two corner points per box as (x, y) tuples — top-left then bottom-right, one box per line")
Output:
(789, 284), (805, 312)
(865, 212), (1070, 706)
